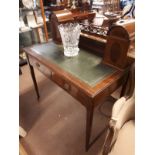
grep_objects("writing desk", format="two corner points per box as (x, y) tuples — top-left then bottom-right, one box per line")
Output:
(24, 41), (126, 151)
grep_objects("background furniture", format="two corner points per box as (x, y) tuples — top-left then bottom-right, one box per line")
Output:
(102, 93), (135, 155)
(101, 55), (135, 155)
(19, 0), (50, 73)
(49, 6), (135, 58)
(50, 9), (95, 43)
(39, 0), (49, 42)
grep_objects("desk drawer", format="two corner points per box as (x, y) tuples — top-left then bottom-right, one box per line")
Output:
(52, 73), (79, 97)
(29, 56), (52, 78)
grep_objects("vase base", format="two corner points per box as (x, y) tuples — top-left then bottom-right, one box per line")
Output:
(64, 47), (79, 57)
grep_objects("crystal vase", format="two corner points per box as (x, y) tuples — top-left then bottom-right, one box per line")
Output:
(58, 23), (81, 57)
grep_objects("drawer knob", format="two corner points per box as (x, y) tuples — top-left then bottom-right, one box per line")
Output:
(36, 62), (40, 67)
(64, 83), (70, 91)
(51, 71), (54, 75)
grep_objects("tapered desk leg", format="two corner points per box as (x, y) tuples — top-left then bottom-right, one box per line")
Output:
(26, 54), (40, 99)
(86, 104), (94, 151)
(29, 65), (40, 99)
(121, 63), (135, 98)
(120, 70), (130, 97)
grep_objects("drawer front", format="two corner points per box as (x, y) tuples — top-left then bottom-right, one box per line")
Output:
(52, 73), (79, 98)
(29, 56), (52, 78)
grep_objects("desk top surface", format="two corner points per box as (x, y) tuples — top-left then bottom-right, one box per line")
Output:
(30, 42), (117, 87)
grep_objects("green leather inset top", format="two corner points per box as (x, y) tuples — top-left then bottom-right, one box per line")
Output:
(32, 42), (116, 87)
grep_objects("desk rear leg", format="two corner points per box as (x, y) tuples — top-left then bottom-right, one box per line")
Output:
(86, 104), (94, 151)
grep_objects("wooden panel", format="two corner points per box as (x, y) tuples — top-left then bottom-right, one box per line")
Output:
(29, 56), (52, 78)
(51, 72), (87, 105)
(103, 36), (129, 70)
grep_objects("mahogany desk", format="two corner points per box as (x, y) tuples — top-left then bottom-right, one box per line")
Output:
(24, 41), (126, 151)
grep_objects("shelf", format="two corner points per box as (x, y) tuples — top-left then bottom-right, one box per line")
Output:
(19, 7), (41, 12)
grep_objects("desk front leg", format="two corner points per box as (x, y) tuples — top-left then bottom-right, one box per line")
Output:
(85, 100), (94, 151)
(26, 54), (40, 99)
